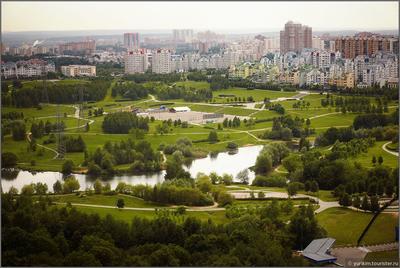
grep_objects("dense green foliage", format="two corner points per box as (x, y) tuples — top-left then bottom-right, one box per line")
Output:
(112, 82), (149, 100)
(9, 80), (111, 107)
(87, 139), (162, 174)
(261, 115), (313, 141)
(64, 136), (86, 153)
(252, 175), (287, 187)
(2, 152), (18, 168)
(2, 193), (324, 266)
(254, 143), (290, 174)
(102, 112), (149, 134)
(353, 110), (398, 130)
(125, 73), (182, 83)
(156, 86), (212, 102)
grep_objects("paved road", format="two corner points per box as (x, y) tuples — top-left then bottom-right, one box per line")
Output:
(382, 141), (399, 156)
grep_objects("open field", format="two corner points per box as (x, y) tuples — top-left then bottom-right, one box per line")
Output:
(212, 88), (296, 102)
(352, 141), (398, 169)
(316, 207), (373, 246)
(49, 193), (166, 208)
(56, 204), (229, 224)
(2, 105), (75, 119)
(361, 212), (399, 245)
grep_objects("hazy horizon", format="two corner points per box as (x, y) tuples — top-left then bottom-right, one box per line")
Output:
(2, 1), (398, 32)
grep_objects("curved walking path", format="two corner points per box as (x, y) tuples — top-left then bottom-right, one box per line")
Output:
(53, 201), (225, 212)
(382, 141), (398, 156)
(26, 132), (60, 159)
(308, 112), (341, 120)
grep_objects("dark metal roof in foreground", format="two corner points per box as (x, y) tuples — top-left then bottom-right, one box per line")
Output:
(302, 238), (337, 262)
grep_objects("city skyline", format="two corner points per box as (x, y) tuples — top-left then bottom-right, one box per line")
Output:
(2, 1), (398, 32)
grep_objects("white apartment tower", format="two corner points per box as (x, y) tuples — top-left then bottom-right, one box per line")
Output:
(152, 49), (172, 74)
(124, 49), (148, 74)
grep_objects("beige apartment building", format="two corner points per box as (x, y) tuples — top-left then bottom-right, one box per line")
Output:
(61, 65), (96, 77)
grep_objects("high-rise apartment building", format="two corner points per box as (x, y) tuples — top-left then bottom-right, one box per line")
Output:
(59, 40), (96, 55)
(335, 34), (399, 59)
(173, 29), (194, 42)
(124, 49), (148, 74)
(151, 49), (172, 74)
(124, 33), (140, 50)
(280, 21), (312, 54)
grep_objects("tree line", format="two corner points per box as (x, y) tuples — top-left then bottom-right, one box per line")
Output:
(111, 82), (149, 100)
(102, 112), (149, 134)
(7, 80), (111, 108)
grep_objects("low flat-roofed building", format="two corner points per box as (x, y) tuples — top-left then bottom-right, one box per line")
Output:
(302, 238), (337, 264)
(170, 106), (191, 113)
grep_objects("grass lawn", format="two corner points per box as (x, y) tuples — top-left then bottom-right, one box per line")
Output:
(213, 88), (296, 102)
(361, 212), (399, 245)
(352, 141), (398, 169)
(309, 112), (358, 128)
(2, 105), (75, 119)
(175, 81), (210, 89)
(58, 204), (229, 224)
(217, 107), (256, 116)
(364, 250), (399, 262)
(316, 207), (373, 246)
(49, 193), (166, 208)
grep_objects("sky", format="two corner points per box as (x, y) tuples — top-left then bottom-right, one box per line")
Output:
(2, 1), (399, 32)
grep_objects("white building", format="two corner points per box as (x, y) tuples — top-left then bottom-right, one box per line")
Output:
(306, 69), (326, 85)
(1, 59), (55, 79)
(61, 65), (96, 77)
(152, 49), (172, 74)
(124, 50), (148, 74)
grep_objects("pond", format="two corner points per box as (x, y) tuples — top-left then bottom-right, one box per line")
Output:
(1, 145), (264, 192)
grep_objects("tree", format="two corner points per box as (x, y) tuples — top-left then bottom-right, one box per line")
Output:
(12, 121), (26, 141)
(378, 156), (383, 165)
(258, 191), (265, 199)
(372, 156), (377, 165)
(93, 179), (103, 194)
(53, 180), (63, 194)
(236, 169), (249, 185)
(21, 184), (34, 195)
(207, 130), (218, 143)
(62, 160), (74, 175)
(217, 191), (234, 207)
(209, 172), (219, 184)
(254, 152), (272, 174)
(63, 176), (80, 193)
(116, 198), (125, 208)
(221, 174), (233, 185)
(196, 175), (212, 193)
(288, 206), (326, 250)
(339, 193), (351, 207)
(370, 195), (380, 212)
(33, 182), (48, 195)
(310, 181), (319, 193)
(287, 182), (303, 197)
(1, 152), (18, 168)
(352, 195), (361, 210)
(361, 194), (370, 211)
